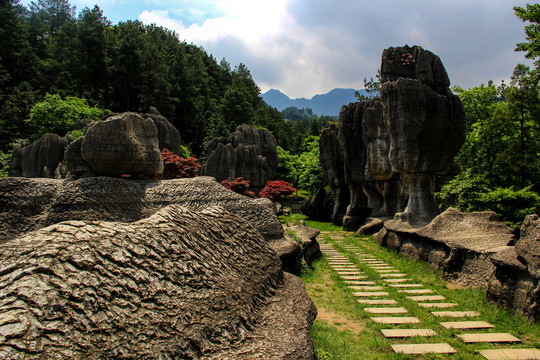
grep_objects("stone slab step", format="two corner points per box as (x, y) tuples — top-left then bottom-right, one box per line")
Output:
(479, 349), (540, 360)
(349, 286), (384, 291)
(375, 270), (401, 273)
(399, 289), (434, 294)
(391, 343), (456, 354)
(407, 295), (446, 302)
(379, 273), (407, 278)
(352, 291), (390, 297)
(371, 266), (395, 270)
(336, 271), (364, 275)
(384, 278), (413, 283)
(345, 281), (376, 285)
(381, 329), (437, 338)
(357, 299), (398, 305)
(371, 317), (420, 324)
(440, 321), (494, 329)
(431, 311), (480, 318)
(342, 275), (368, 280)
(457, 333), (521, 343)
(364, 307), (408, 314)
(389, 284), (424, 288)
(418, 303), (458, 309)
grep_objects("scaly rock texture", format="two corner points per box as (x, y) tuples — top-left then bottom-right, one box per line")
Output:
(487, 214), (540, 321)
(0, 176), (302, 273)
(285, 221), (322, 267)
(375, 208), (514, 287)
(201, 124), (279, 194)
(81, 112), (164, 176)
(328, 45), (465, 229)
(0, 205), (316, 359)
(8, 134), (68, 178)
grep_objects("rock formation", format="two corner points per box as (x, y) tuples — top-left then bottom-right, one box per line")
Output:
(325, 45), (465, 229)
(0, 204), (316, 359)
(143, 107), (182, 155)
(80, 112), (164, 176)
(8, 134), (68, 178)
(201, 124), (279, 194)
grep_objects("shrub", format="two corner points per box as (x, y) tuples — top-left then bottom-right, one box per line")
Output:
(221, 177), (256, 197)
(260, 180), (296, 202)
(161, 148), (199, 179)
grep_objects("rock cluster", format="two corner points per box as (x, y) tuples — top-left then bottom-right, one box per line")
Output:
(201, 124), (279, 194)
(320, 45), (466, 229)
(0, 204), (316, 359)
(8, 109), (181, 179)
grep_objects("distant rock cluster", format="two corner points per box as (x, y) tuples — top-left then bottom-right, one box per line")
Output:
(320, 45), (466, 228)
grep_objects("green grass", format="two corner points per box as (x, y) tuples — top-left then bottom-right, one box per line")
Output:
(279, 213), (343, 232)
(300, 230), (540, 359)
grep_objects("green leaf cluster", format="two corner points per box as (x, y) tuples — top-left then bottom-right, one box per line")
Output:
(276, 136), (324, 191)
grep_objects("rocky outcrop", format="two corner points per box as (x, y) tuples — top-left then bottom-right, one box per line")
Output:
(0, 176), (301, 273)
(201, 124), (279, 194)
(0, 204), (316, 359)
(81, 112), (164, 176)
(286, 221), (322, 267)
(8, 134), (68, 178)
(143, 107), (182, 155)
(324, 45), (465, 229)
(375, 208), (514, 287)
(487, 214), (540, 322)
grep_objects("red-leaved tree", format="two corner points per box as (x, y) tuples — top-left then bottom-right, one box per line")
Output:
(221, 177), (256, 197)
(259, 180), (296, 202)
(161, 148), (199, 179)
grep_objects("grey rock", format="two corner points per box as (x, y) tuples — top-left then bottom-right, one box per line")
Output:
(516, 214), (540, 277)
(143, 111), (182, 155)
(8, 134), (68, 178)
(286, 221), (322, 267)
(81, 112), (164, 176)
(64, 137), (94, 177)
(201, 124), (278, 193)
(0, 204), (316, 359)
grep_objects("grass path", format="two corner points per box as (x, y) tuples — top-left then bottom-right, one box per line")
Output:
(298, 228), (540, 360)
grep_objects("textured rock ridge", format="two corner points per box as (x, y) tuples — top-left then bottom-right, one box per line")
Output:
(8, 134), (68, 178)
(325, 45), (465, 229)
(0, 205), (316, 359)
(201, 124), (279, 193)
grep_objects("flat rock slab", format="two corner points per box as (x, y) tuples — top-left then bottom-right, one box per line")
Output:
(431, 311), (480, 318)
(399, 289), (434, 294)
(371, 317), (421, 324)
(418, 303), (458, 309)
(371, 266), (395, 270)
(389, 284), (423, 288)
(364, 307), (408, 314)
(384, 279), (413, 283)
(342, 275), (368, 280)
(381, 329), (437, 338)
(352, 292), (390, 297)
(457, 333), (521, 343)
(407, 295), (446, 302)
(357, 299), (398, 305)
(440, 321), (495, 329)
(346, 281), (376, 285)
(391, 343), (456, 354)
(479, 349), (540, 360)
(349, 286), (384, 291)
(380, 273), (407, 278)
(337, 271), (363, 275)
(375, 270), (401, 273)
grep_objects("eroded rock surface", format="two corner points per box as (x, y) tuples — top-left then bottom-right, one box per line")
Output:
(286, 221), (322, 267)
(201, 124), (279, 194)
(143, 107), (182, 155)
(8, 134), (68, 178)
(0, 205), (316, 359)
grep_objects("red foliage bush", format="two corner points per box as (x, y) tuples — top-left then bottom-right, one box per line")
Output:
(260, 180), (296, 202)
(161, 148), (199, 179)
(221, 177), (256, 197)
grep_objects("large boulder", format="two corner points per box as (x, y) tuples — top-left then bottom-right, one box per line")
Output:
(143, 107), (182, 155)
(201, 124), (279, 194)
(81, 112), (164, 176)
(0, 204), (316, 359)
(8, 134), (68, 178)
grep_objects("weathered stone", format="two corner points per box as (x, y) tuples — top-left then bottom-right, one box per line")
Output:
(63, 137), (94, 177)
(81, 112), (164, 176)
(8, 134), (69, 178)
(143, 108), (182, 155)
(0, 205), (316, 359)
(391, 343), (456, 354)
(516, 214), (540, 277)
(201, 124), (278, 193)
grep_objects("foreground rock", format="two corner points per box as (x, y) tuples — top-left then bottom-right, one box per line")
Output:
(285, 221), (323, 267)
(487, 214), (540, 322)
(0, 176), (302, 273)
(201, 124), (279, 194)
(0, 205), (316, 359)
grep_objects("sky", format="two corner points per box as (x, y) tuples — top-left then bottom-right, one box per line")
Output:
(21, 0), (535, 99)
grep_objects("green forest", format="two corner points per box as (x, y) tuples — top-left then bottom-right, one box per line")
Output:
(1, 0), (540, 227)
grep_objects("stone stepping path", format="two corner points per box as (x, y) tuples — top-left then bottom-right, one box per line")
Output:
(479, 349), (540, 360)
(319, 239), (527, 357)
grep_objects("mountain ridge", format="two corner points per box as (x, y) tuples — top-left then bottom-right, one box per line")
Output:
(261, 88), (367, 116)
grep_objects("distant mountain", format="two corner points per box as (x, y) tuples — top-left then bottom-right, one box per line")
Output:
(261, 88), (368, 116)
